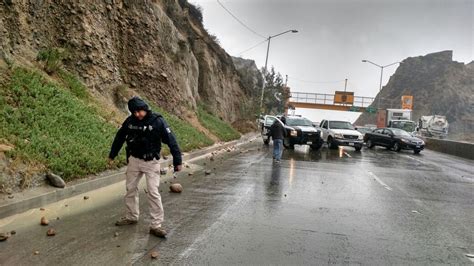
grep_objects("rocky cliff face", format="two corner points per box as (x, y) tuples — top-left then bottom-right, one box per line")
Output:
(0, 0), (252, 122)
(232, 57), (263, 97)
(356, 51), (473, 140)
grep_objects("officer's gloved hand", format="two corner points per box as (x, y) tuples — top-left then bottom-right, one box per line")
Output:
(174, 165), (183, 172)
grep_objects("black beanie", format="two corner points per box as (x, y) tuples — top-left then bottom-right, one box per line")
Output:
(128, 96), (150, 113)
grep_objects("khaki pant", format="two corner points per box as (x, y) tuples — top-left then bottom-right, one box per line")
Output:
(124, 156), (163, 229)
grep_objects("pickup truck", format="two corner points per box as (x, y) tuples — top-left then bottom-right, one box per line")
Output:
(282, 115), (323, 150)
(319, 119), (364, 151)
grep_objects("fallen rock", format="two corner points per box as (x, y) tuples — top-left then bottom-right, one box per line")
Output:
(40, 208), (45, 211)
(169, 183), (183, 193)
(83, 196), (89, 200)
(5, 188), (12, 194)
(46, 228), (56, 236)
(160, 169), (167, 175)
(8, 195), (14, 199)
(0, 144), (14, 152)
(40, 217), (49, 226)
(205, 170), (211, 175)
(46, 173), (66, 188)
(10, 230), (16, 235)
(188, 172), (193, 176)
(0, 233), (9, 241)
(151, 251), (159, 259)
(162, 155), (168, 160)
(114, 232), (119, 237)
(210, 156), (215, 161)
(34, 251), (40, 255)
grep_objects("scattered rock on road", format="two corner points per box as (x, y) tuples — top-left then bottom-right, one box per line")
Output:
(10, 230), (16, 235)
(205, 170), (211, 175)
(40, 217), (49, 226)
(0, 233), (10, 241)
(8, 195), (14, 199)
(40, 208), (45, 211)
(83, 196), (89, 200)
(114, 232), (119, 237)
(170, 183), (183, 193)
(160, 169), (168, 175)
(46, 228), (56, 236)
(150, 251), (159, 259)
(46, 173), (66, 188)
(34, 251), (40, 255)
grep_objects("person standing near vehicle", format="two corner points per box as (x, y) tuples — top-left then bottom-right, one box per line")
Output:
(269, 118), (286, 163)
(108, 96), (182, 238)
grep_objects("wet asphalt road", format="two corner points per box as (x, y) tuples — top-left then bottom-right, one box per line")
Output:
(0, 141), (473, 265)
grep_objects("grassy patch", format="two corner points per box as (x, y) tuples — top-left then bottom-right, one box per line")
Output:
(197, 105), (240, 142)
(57, 70), (89, 100)
(0, 67), (126, 180)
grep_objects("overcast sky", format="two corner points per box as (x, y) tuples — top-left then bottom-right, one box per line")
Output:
(191, 0), (473, 122)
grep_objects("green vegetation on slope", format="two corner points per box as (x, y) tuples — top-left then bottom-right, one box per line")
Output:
(0, 67), (124, 180)
(197, 105), (240, 142)
(0, 67), (215, 181)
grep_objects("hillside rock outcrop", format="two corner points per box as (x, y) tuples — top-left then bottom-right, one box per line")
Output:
(0, 0), (255, 122)
(356, 51), (473, 140)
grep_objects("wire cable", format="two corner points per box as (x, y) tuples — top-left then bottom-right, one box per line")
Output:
(216, 0), (266, 39)
(237, 39), (268, 56)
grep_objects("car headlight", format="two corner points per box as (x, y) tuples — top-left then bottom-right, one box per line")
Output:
(334, 133), (344, 139)
(290, 130), (297, 137)
(358, 135), (363, 140)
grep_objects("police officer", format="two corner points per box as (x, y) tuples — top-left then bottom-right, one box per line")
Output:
(108, 96), (182, 238)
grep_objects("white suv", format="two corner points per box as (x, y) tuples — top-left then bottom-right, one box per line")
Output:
(320, 120), (364, 151)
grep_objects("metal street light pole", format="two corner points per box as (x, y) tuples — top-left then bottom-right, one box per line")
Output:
(362, 60), (400, 109)
(259, 29), (298, 113)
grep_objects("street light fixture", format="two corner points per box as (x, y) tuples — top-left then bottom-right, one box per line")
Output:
(259, 29), (298, 113)
(362, 59), (400, 109)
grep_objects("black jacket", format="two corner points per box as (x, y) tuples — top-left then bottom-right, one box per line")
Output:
(270, 120), (286, 140)
(108, 112), (182, 167)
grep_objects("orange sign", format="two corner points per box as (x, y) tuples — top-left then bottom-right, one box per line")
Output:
(401, 95), (413, 110)
(334, 91), (354, 104)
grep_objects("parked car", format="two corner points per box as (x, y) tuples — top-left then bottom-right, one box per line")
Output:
(281, 115), (323, 150)
(320, 120), (364, 151)
(364, 127), (425, 154)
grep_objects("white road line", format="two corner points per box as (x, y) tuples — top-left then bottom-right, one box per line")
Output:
(368, 171), (393, 191)
(343, 152), (352, 158)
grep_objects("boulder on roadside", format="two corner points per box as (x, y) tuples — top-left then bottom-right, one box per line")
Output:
(46, 228), (56, 236)
(46, 173), (66, 188)
(40, 217), (49, 226)
(169, 183), (183, 193)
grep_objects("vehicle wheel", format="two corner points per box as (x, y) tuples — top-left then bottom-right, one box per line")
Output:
(328, 137), (338, 149)
(355, 145), (362, 151)
(283, 138), (294, 149)
(366, 139), (374, 149)
(393, 142), (402, 152)
(414, 149), (421, 154)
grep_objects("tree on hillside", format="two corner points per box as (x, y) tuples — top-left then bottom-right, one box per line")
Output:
(262, 67), (288, 114)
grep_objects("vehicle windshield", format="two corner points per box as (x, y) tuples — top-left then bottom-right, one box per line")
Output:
(286, 117), (313, 127)
(329, 121), (354, 130)
(391, 121), (417, 132)
(391, 128), (412, 137)
(265, 116), (276, 126)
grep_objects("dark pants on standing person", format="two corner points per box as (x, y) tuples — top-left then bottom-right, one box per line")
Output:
(273, 139), (283, 160)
